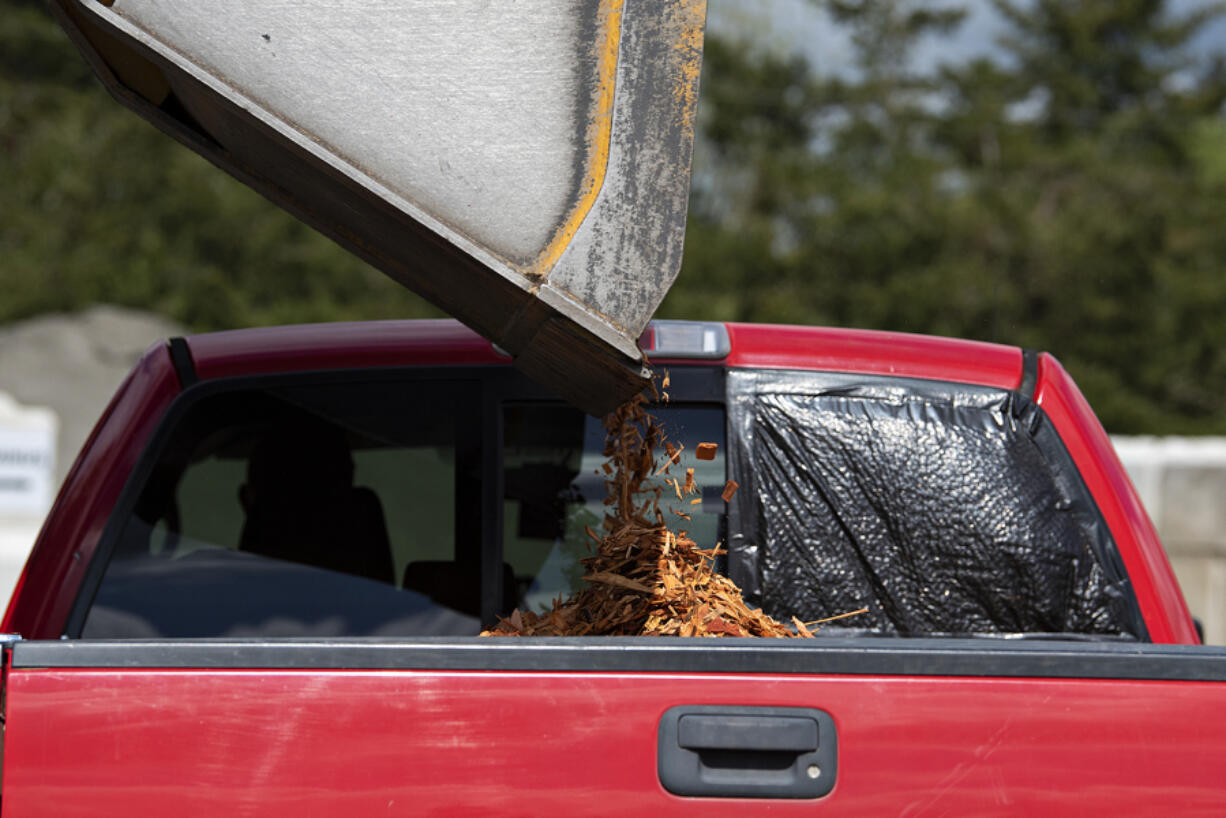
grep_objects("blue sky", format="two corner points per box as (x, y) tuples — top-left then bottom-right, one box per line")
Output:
(709, 0), (1226, 75)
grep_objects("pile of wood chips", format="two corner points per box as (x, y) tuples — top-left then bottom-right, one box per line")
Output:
(482, 390), (816, 638)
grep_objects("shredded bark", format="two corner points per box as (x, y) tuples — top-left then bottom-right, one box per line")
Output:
(482, 390), (819, 638)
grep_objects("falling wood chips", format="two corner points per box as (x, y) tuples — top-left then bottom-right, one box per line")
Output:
(482, 391), (826, 638)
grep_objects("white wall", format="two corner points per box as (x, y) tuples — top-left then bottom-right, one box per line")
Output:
(1112, 436), (1226, 644)
(0, 307), (185, 613)
(0, 392), (57, 605)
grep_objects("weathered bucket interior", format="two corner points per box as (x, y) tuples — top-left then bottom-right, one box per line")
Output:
(48, 0), (708, 414)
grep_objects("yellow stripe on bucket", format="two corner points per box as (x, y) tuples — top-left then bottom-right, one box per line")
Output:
(527, 0), (624, 279)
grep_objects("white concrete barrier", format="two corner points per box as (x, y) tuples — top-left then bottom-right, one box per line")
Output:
(1112, 436), (1226, 644)
(0, 307), (185, 615)
(0, 392), (57, 605)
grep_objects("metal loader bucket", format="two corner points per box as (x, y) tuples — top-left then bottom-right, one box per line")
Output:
(48, 0), (707, 414)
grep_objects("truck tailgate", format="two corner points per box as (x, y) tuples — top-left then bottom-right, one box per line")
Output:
(5, 639), (1226, 816)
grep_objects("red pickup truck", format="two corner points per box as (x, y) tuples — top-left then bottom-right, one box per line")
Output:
(0, 318), (1221, 815)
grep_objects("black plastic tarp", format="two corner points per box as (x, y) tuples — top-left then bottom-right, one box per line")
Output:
(726, 370), (1145, 639)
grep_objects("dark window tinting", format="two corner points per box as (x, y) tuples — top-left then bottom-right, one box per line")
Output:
(83, 380), (477, 638)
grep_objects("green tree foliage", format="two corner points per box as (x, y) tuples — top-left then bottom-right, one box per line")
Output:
(662, 0), (1226, 433)
(5, 1), (1226, 432)
(0, 0), (441, 330)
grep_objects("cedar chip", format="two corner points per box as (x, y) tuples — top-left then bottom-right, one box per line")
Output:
(584, 572), (652, 594)
(695, 442), (718, 460)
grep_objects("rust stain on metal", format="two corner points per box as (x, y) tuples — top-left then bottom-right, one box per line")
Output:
(670, 0), (706, 126)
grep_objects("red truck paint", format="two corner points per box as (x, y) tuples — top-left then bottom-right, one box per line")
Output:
(1, 319), (1219, 814)
(1, 342), (180, 639)
(187, 319), (509, 380)
(1034, 354), (1198, 644)
(0, 319), (1200, 642)
(722, 322), (1024, 390)
(5, 669), (1225, 816)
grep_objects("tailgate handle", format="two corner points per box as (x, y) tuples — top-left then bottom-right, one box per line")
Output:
(678, 714), (817, 753)
(658, 705), (837, 799)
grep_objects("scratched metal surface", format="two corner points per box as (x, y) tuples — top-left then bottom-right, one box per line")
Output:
(104, 0), (597, 268)
(50, 0), (707, 412)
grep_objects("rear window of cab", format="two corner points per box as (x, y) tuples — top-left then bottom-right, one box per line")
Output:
(74, 372), (724, 638)
(68, 365), (1145, 641)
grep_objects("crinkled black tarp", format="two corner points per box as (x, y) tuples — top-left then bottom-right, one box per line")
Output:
(726, 371), (1144, 638)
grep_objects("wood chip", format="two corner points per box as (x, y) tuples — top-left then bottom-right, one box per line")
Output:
(654, 444), (683, 475)
(583, 572), (652, 594)
(721, 480), (739, 502)
(695, 442), (718, 460)
(803, 607), (869, 626)
(668, 477), (683, 501)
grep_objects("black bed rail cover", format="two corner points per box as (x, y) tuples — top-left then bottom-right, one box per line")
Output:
(16, 637), (1226, 681)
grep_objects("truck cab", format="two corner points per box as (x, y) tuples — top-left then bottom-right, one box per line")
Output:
(3, 319), (1196, 644)
(0, 319), (1220, 815)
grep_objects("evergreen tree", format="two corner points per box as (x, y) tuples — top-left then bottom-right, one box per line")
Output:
(0, 1), (440, 331)
(667, 0), (1226, 433)
(7, 0), (1226, 431)
(948, 0), (1226, 430)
